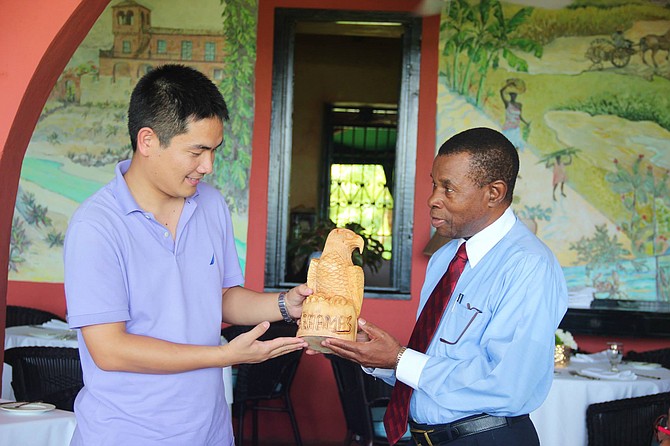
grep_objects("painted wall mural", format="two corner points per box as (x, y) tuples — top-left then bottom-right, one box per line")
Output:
(9, 0), (256, 282)
(435, 0), (670, 310)
(9, 0), (670, 313)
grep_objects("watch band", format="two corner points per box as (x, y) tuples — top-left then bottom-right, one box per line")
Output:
(395, 346), (408, 370)
(278, 291), (295, 323)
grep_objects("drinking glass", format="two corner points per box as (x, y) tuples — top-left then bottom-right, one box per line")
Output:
(606, 341), (624, 372)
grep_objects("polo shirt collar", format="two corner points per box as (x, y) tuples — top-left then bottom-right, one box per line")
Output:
(111, 159), (200, 215)
(461, 206), (516, 268)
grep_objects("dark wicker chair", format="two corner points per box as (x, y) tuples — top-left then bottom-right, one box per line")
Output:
(3, 346), (83, 411)
(5, 305), (65, 328)
(326, 354), (411, 446)
(625, 348), (670, 370)
(586, 391), (670, 446)
(222, 322), (303, 446)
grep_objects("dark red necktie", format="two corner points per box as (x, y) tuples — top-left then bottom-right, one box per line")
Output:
(383, 242), (468, 445)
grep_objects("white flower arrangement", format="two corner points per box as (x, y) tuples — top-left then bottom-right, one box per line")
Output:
(555, 329), (578, 350)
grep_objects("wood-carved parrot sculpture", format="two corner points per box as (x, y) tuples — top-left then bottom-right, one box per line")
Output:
(297, 228), (365, 352)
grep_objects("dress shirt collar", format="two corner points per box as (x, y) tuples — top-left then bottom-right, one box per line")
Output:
(462, 206), (516, 268)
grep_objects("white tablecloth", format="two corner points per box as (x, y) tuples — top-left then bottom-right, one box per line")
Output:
(530, 359), (670, 446)
(0, 399), (76, 446)
(3, 325), (234, 408)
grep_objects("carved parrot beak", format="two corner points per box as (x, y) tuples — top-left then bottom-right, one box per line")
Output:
(353, 234), (364, 253)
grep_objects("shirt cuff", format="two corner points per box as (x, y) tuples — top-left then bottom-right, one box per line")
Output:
(396, 348), (429, 389)
(363, 366), (395, 380)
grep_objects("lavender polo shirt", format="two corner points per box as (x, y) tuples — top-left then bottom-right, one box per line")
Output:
(64, 160), (243, 445)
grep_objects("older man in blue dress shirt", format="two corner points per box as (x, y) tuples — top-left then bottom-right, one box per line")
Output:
(323, 127), (568, 445)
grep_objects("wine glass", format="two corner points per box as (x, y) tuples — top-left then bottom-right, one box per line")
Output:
(606, 341), (624, 372)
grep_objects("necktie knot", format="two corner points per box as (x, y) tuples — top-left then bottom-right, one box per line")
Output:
(456, 242), (468, 262)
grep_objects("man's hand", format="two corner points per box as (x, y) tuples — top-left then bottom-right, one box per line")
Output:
(285, 284), (312, 321)
(224, 321), (307, 365)
(321, 318), (401, 369)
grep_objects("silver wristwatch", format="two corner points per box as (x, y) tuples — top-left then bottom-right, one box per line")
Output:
(278, 291), (295, 323)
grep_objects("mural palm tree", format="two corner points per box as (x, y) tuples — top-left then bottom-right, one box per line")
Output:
(442, 0), (542, 106)
(213, 0), (257, 213)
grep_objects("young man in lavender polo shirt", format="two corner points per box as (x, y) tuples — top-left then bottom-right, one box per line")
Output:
(63, 64), (310, 445)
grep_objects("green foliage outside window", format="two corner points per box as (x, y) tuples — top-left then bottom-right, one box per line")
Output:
(329, 164), (393, 259)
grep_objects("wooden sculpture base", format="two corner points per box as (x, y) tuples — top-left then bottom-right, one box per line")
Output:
(301, 336), (334, 354)
(297, 295), (358, 353)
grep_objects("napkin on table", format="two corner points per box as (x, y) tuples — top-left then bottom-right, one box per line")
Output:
(41, 319), (71, 330)
(580, 367), (637, 381)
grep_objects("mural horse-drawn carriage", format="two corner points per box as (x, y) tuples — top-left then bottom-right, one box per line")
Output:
(586, 29), (670, 69)
(586, 34), (637, 69)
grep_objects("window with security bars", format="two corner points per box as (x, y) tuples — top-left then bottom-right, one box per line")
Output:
(325, 105), (397, 260)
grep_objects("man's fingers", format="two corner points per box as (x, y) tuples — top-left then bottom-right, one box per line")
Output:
(323, 341), (358, 362)
(266, 339), (306, 359)
(245, 321), (270, 341)
(357, 318), (384, 339)
(296, 283), (313, 296)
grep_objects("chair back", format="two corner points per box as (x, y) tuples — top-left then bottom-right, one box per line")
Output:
(222, 322), (304, 446)
(5, 305), (65, 327)
(3, 346), (83, 411)
(586, 391), (670, 446)
(625, 348), (670, 369)
(326, 354), (410, 445)
(327, 354), (379, 442)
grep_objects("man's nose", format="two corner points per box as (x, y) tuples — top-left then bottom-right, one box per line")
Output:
(197, 152), (215, 175)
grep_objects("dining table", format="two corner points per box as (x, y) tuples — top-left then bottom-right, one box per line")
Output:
(530, 353), (670, 446)
(3, 321), (234, 409)
(0, 398), (77, 446)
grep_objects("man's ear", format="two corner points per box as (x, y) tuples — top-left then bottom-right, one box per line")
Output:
(487, 180), (508, 207)
(136, 127), (156, 156)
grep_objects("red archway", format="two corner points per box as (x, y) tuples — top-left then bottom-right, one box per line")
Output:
(0, 0), (109, 389)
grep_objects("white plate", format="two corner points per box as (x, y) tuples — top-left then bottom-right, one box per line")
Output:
(627, 361), (662, 370)
(0, 402), (56, 414)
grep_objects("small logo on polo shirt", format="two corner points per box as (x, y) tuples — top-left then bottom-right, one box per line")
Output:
(210, 254), (215, 265)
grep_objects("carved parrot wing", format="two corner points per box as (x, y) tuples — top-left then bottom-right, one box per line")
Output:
(306, 228), (364, 311)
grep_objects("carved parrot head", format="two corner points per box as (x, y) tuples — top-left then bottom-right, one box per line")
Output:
(324, 228), (364, 262)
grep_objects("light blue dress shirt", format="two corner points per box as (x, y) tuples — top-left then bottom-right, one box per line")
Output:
(373, 207), (568, 425)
